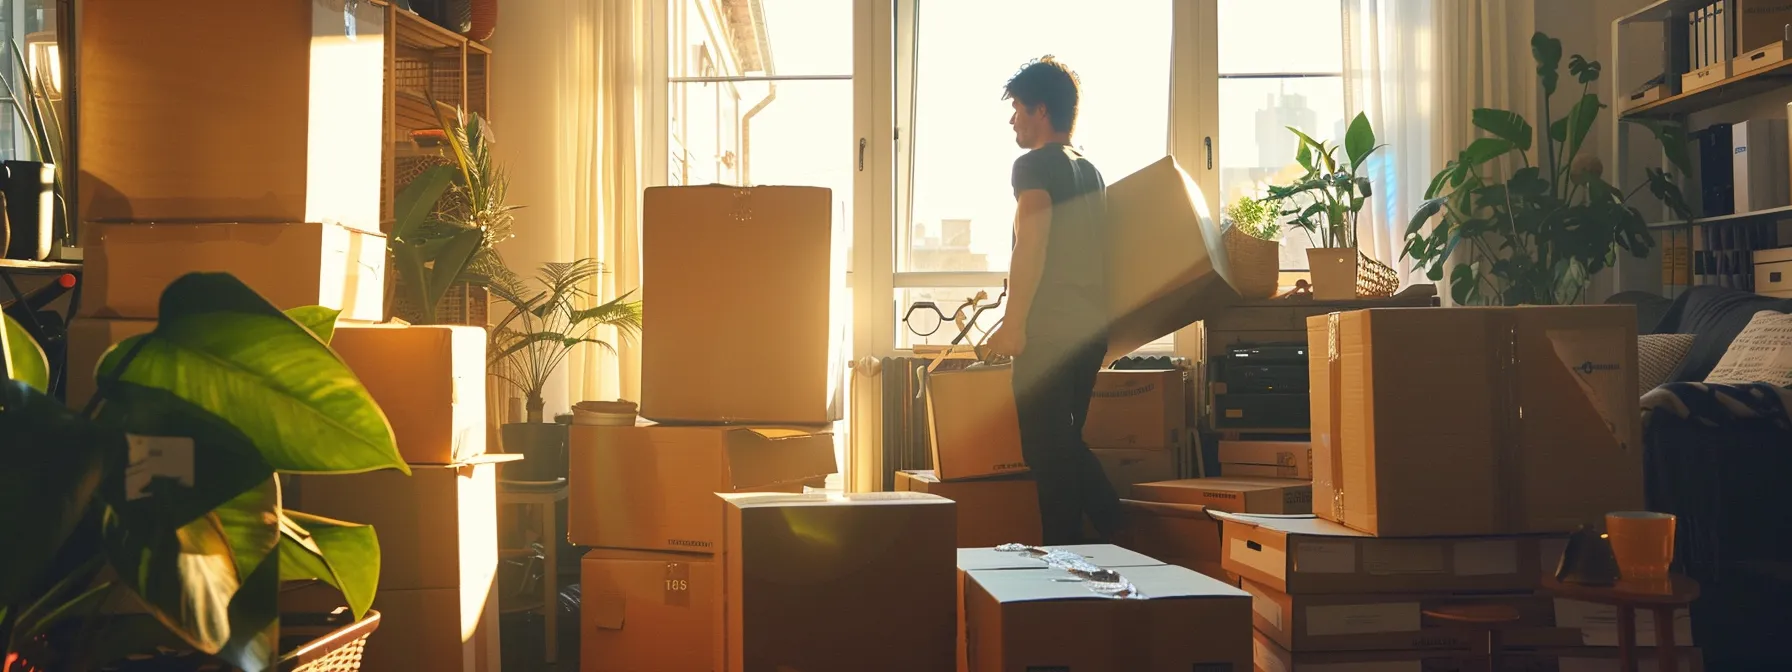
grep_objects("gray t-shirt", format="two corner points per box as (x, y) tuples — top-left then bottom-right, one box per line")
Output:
(1011, 143), (1107, 345)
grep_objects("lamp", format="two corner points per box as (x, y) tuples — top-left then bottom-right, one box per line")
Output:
(22, 31), (60, 100)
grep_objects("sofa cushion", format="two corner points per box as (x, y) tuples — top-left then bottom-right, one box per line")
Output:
(1653, 286), (1792, 381)
(1640, 333), (1697, 394)
(1704, 311), (1792, 387)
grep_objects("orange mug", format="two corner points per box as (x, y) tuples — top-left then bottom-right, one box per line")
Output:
(1605, 511), (1676, 580)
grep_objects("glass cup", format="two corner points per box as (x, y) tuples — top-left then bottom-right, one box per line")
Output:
(1605, 511), (1676, 580)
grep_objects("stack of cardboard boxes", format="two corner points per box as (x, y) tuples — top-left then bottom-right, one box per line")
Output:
(74, 4), (504, 670)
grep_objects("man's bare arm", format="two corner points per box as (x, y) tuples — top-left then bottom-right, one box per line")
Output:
(1005, 189), (1053, 333)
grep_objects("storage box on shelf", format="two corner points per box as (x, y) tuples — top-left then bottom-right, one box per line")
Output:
(1214, 512), (1567, 595)
(1757, 246), (1792, 297)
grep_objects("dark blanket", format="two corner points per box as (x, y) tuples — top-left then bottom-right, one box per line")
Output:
(1641, 381), (1792, 431)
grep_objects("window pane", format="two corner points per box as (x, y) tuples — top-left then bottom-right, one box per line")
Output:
(1216, 76), (1347, 270)
(672, 0), (850, 77)
(904, 0), (1172, 274)
(1217, 0), (1344, 75)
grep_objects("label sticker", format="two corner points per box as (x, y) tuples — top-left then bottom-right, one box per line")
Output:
(1244, 582), (1283, 631)
(125, 435), (195, 500)
(1252, 637), (1290, 672)
(1362, 542), (1446, 576)
(1305, 602), (1421, 636)
(1453, 540), (1519, 576)
(1293, 541), (1357, 574)
(664, 562), (691, 607)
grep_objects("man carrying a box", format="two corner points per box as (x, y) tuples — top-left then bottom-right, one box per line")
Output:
(986, 56), (1121, 545)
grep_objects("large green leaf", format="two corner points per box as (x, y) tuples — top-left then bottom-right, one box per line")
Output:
(1404, 198), (1446, 244)
(391, 166), (456, 242)
(279, 510), (381, 620)
(1450, 262), (1482, 306)
(0, 381), (115, 606)
(3, 312), (50, 393)
(1472, 109), (1534, 152)
(426, 228), (485, 307)
(1532, 33), (1563, 97)
(1568, 54), (1602, 85)
(1462, 138), (1516, 166)
(1646, 168), (1694, 220)
(105, 508), (240, 654)
(284, 306), (342, 345)
(216, 546), (280, 672)
(1344, 112), (1376, 167)
(1558, 94), (1605, 165)
(95, 274), (404, 475)
(95, 383), (276, 529)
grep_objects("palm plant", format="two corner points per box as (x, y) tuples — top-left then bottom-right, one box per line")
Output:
(426, 91), (518, 285)
(489, 259), (643, 423)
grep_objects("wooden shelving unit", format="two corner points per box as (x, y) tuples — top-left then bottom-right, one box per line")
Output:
(1622, 58), (1792, 120)
(379, 1), (493, 230)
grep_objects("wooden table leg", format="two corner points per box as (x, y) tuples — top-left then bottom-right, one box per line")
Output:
(543, 502), (558, 665)
(1654, 606), (1678, 672)
(1617, 606), (1638, 672)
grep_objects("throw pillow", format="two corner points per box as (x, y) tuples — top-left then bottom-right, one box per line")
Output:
(1656, 286), (1792, 381)
(1703, 310), (1792, 387)
(1638, 333), (1697, 394)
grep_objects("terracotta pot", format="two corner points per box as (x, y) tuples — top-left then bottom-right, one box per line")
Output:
(1306, 247), (1359, 301)
(465, 0), (496, 41)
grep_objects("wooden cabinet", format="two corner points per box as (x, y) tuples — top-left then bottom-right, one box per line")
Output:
(380, 2), (492, 230)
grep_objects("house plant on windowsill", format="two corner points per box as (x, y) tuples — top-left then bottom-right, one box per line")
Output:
(1402, 33), (1692, 306)
(1265, 112), (1398, 300)
(1223, 195), (1282, 299)
(489, 258), (642, 482)
(1, 274), (404, 671)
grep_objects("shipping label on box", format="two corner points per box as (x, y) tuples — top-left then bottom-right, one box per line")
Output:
(331, 324), (486, 465)
(927, 365), (1028, 481)
(1083, 369), (1186, 450)
(1132, 477), (1312, 514)
(895, 470), (1040, 548)
(1215, 511), (1564, 595)
(581, 549), (723, 672)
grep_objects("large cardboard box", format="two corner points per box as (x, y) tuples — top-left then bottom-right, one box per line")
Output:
(1093, 447), (1177, 497)
(927, 364), (1028, 480)
(1252, 632), (1704, 672)
(331, 324), (486, 465)
(580, 549), (722, 672)
(64, 318), (155, 408)
(282, 584), (501, 672)
(1132, 477), (1312, 514)
(1215, 512), (1567, 595)
(1308, 307), (1642, 537)
(722, 492), (956, 672)
(569, 424), (836, 552)
(955, 544), (1161, 672)
(964, 563), (1250, 671)
(1104, 156), (1239, 360)
(895, 470), (1041, 547)
(1739, 0), (1792, 53)
(82, 222), (386, 322)
(1218, 440), (1312, 479)
(1083, 369), (1186, 450)
(641, 186), (845, 425)
(1116, 500), (1225, 579)
(1242, 577), (1553, 652)
(293, 455), (506, 593)
(79, 0), (383, 231)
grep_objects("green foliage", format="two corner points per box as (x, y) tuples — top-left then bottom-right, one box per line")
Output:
(490, 259), (643, 422)
(1224, 195), (1280, 241)
(3, 313), (50, 393)
(0, 274), (401, 671)
(1264, 112), (1382, 248)
(1402, 32), (1693, 306)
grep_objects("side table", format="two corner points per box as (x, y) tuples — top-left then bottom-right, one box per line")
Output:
(498, 479), (571, 665)
(1542, 574), (1701, 672)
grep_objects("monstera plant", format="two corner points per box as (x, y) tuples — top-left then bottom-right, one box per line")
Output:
(0, 274), (405, 671)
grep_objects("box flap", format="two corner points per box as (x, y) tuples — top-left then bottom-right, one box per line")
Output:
(589, 589), (627, 631)
(1210, 512), (1369, 539)
(971, 564), (1245, 604)
(956, 544), (1161, 572)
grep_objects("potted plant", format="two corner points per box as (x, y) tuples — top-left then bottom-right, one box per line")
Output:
(488, 258), (642, 482)
(0, 41), (65, 262)
(1403, 33), (1692, 306)
(1266, 112), (1393, 300)
(1, 274), (404, 671)
(1223, 195), (1282, 299)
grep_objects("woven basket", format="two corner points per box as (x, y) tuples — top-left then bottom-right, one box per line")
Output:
(389, 282), (491, 326)
(1355, 252), (1399, 298)
(1308, 248), (1401, 300)
(1222, 226), (1280, 299)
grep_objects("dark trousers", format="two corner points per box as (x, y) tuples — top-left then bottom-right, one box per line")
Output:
(1011, 337), (1122, 545)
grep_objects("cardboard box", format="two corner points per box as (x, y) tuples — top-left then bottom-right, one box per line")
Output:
(964, 563), (1251, 671)
(1736, 40), (1786, 75)
(64, 318), (155, 408)
(1552, 598), (1693, 647)
(1132, 477), (1312, 514)
(580, 549), (722, 672)
(895, 470), (1041, 547)
(79, 0), (383, 231)
(1117, 500), (1223, 573)
(1215, 512), (1567, 595)
(641, 185), (845, 425)
(1242, 577), (1552, 652)
(1093, 447), (1177, 497)
(1308, 307), (1642, 537)
(1253, 634), (1704, 672)
(282, 584), (500, 672)
(954, 544), (1162, 672)
(1083, 369), (1186, 450)
(1103, 156), (1240, 361)
(1218, 440), (1312, 479)
(1681, 60), (1731, 93)
(1738, 0), (1792, 53)
(1757, 246), (1792, 298)
(723, 492), (956, 672)
(568, 424), (836, 552)
(927, 364), (1028, 480)
(82, 222), (386, 322)
(1734, 118), (1791, 214)
(331, 324), (486, 465)
(293, 455), (506, 593)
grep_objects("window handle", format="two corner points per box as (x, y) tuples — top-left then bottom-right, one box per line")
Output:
(858, 138), (867, 171)
(1204, 137), (1213, 170)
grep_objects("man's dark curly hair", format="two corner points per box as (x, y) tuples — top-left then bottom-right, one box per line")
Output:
(1002, 56), (1081, 135)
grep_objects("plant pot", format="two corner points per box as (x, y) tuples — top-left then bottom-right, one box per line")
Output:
(465, 0), (497, 40)
(499, 421), (568, 482)
(1222, 226), (1280, 299)
(2, 161), (53, 261)
(1307, 247), (1359, 301)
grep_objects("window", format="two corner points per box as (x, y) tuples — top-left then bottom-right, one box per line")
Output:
(0, 1), (60, 163)
(1216, 0), (1347, 270)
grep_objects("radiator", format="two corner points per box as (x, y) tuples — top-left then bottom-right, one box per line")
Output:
(848, 356), (931, 492)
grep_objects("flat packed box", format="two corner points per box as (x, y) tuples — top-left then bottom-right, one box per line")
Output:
(641, 185), (845, 425)
(331, 324), (486, 465)
(1218, 440), (1311, 479)
(723, 492), (955, 672)
(63, 318), (155, 408)
(293, 455), (508, 593)
(1117, 500), (1224, 578)
(1104, 156), (1240, 360)
(581, 549), (722, 672)
(80, 0), (383, 231)
(1093, 447), (1177, 497)
(568, 424), (836, 552)
(282, 583), (500, 672)
(1308, 306), (1642, 537)
(1553, 598), (1693, 647)
(928, 364), (1027, 480)
(955, 544), (1161, 672)
(1215, 512), (1567, 595)
(1132, 476), (1312, 514)
(1242, 577), (1552, 652)
(1083, 369), (1186, 449)
(82, 222), (386, 322)
(964, 563), (1250, 671)
(895, 470), (1041, 547)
